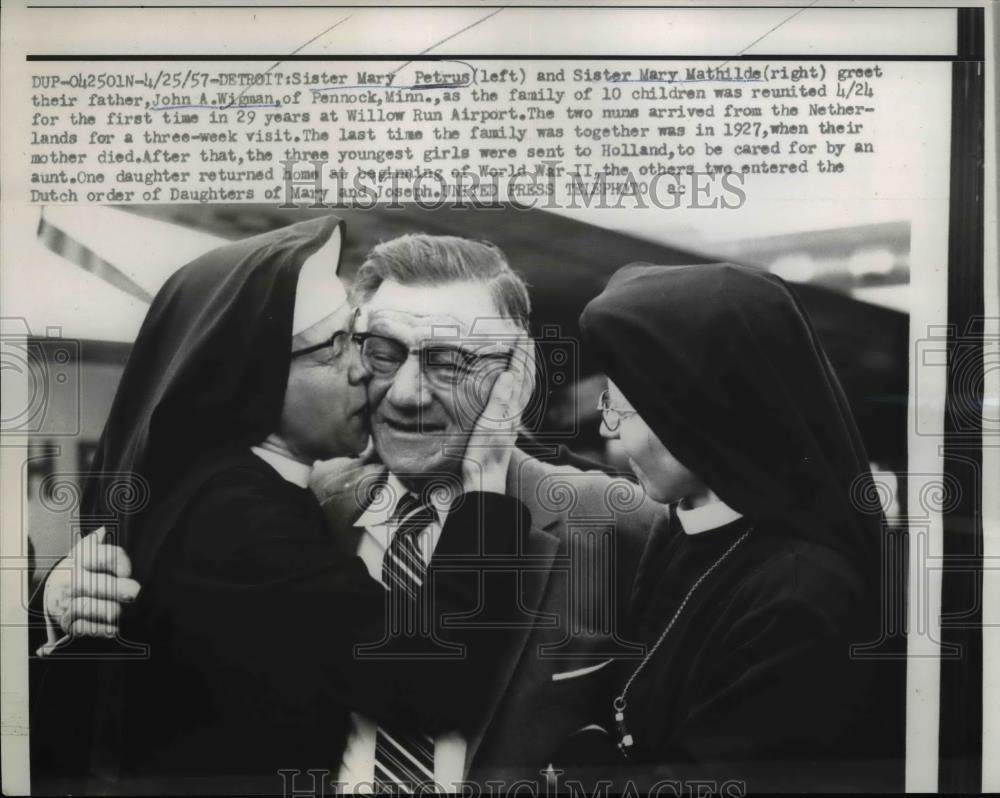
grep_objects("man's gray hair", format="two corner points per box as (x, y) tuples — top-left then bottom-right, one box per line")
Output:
(350, 234), (531, 328)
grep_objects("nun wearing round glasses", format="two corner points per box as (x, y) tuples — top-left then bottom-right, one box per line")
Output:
(31, 216), (528, 795)
(559, 263), (903, 791)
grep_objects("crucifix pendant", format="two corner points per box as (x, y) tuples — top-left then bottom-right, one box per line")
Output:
(614, 700), (634, 758)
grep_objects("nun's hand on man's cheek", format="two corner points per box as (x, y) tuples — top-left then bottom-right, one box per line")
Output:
(460, 331), (535, 496)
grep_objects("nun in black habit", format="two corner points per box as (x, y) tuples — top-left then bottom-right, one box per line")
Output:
(30, 215), (528, 795)
(559, 263), (903, 791)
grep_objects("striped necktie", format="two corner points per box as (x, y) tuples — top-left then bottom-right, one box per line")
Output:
(373, 492), (438, 792)
(382, 492), (436, 599)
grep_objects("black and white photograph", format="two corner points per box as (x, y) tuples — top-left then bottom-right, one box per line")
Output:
(0, 2), (995, 796)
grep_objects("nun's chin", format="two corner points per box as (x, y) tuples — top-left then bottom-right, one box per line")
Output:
(341, 418), (371, 457)
(309, 413), (368, 460)
(630, 459), (668, 505)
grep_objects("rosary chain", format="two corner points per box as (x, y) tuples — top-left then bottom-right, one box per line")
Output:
(614, 526), (753, 714)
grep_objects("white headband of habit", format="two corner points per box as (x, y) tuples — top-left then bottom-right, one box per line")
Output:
(292, 225), (348, 336)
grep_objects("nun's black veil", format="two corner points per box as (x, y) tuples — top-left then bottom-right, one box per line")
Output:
(579, 262), (885, 591)
(32, 215), (344, 789)
(83, 214), (343, 578)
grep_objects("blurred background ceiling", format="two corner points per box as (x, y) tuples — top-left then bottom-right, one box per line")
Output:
(23, 203), (910, 467)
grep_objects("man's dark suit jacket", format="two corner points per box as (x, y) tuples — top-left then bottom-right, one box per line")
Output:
(313, 448), (662, 786)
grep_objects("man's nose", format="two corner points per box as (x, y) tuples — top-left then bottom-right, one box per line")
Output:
(386, 354), (431, 408)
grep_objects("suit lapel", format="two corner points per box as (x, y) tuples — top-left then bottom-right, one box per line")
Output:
(314, 452), (565, 772)
(464, 450), (563, 770)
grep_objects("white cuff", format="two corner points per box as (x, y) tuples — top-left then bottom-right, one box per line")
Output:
(36, 559), (72, 656)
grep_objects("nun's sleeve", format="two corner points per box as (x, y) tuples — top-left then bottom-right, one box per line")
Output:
(151, 465), (526, 736)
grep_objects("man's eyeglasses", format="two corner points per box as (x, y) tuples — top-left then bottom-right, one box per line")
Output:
(597, 389), (639, 432)
(352, 332), (512, 390)
(291, 330), (350, 360)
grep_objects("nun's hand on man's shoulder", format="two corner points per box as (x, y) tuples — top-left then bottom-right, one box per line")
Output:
(461, 331), (535, 496)
(41, 527), (140, 646)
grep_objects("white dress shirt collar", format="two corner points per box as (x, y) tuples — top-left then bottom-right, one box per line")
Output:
(675, 496), (743, 535)
(250, 445), (313, 489)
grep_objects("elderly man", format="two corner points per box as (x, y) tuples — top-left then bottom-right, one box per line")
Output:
(314, 234), (659, 789)
(40, 230), (659, 792)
